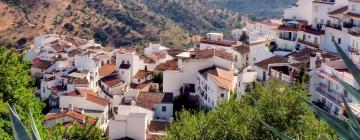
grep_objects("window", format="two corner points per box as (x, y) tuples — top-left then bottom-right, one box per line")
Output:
(314, 37), (318, 43)
(314, 18), (318, 23)
(353, 5), (356, 11)
(315, 6), (318, 12)
(162, 106), (167, 112)
(338, 38), (341, 44)
(43, 87), (45, 93)
(344, 89), (348, 98)
(220, 94), (224, 98)
(122, 71), (124, 74)
(234, 55), (238, 62)
(122, 60), (125, 64)
(127, 60), (130, 64)
(138, 79), (140, 82)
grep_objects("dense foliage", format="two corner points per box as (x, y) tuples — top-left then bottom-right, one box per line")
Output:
(49, 118), (108, 140)
(0, 47), (46, 139)
(165, 80), (336, 139)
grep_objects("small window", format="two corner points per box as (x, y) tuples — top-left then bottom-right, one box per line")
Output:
(122, 60), (125, 64)
(338, 38), (342, 44)
(220, 94), (224, 98)
(162, 106), (167, 112)
(127, 60), (130, 64)
(138, 79), (140, 82)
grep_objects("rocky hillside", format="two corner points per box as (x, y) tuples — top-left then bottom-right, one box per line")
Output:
(0, 0), (241, 49)
(210, 0), (296, 19)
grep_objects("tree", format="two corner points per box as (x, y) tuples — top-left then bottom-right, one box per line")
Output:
(0, 47), (47, 139)
(49, 118), (108, 140)
(165, 80), (336, 139)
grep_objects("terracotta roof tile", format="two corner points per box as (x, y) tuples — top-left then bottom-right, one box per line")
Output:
(46, 110), (96, 123)
(101, 74), (123, 87)
(134, 70), (153, 79)
(233, 45), (250, 54)
(254, 56), (288, 69)
(86, 94), (109, 106)
(193, 49), (233, 61)
(136, 92), (173, 110)
(32, 58), (53, 70)
(99, 64), (116, 77)
(155, 59), (178, 71)
(199, 66), (234, 90)
(68, 49), (82, 57)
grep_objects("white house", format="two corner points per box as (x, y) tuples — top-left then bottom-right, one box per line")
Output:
(196, 66), (236, 109)
(59, 88), (110, 133)
(309, 59), (360, 117)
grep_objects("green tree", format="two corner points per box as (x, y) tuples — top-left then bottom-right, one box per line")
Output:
(0, 47), (47, 139)
(49, 118), (108, 140)
(165, 80), (336, 139)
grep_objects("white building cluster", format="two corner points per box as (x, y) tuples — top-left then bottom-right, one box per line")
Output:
(231, 0), (360, 118)
(26, 34), (175, 139)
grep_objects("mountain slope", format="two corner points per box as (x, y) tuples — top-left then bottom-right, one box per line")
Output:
(210, 0), (296, 19)
(0, 0), (293, 48)
(0, 0), (241, 48)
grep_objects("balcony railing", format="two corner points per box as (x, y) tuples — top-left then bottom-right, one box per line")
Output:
(316, 83), (352, 106)
(298, 39), (319, 48)
(270, 69), (293, 83)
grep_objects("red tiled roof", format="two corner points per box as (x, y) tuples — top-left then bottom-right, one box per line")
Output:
(68, 49), (82, 57)
(99, 64), (116, 77)
(254, 56), (288, 69)
(134, 70), (153, 79)
(46, 111), (96, 123)
(136, 92), (173, 110)
(86, 94), (109, 106)
(32, 58), (52, 70)
(199, 66), (234, 90)
(328, 6), (348, 15)
(101, 75), (123, 87)
(155, 59), (178, 71)
(193, 49), (233, 61)
(233, 45), (250, 54)
(346, 12), (360, 18)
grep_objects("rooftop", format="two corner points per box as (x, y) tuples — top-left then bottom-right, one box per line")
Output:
(136, 92), (173, 110)
(199, 66), (234, 90)
(254, 56), (289, 69)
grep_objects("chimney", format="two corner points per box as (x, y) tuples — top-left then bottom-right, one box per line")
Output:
(69, 103), (73, 111)
(310, 52), (317, 70)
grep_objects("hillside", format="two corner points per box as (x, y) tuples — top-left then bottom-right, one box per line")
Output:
(0, 0), (241, 48)
(0, 0), (294, 49)
(210, 0), (297, 19)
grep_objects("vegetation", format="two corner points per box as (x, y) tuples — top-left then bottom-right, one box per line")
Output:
(49, 119), (107, 140)
(0, 47), (47, 139)
(159, 25), (190, 48)
(211, 0), (296, 20)
(264, 40), (360, 139)
(0, 48), (104, 139)
(165, 80), (336, 139)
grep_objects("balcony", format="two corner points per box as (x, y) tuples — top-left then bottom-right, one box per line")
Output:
(298, 39), (319, 48)
(326, 23), (342, 31)
(270, 69), (293, 83)
(316, 83), (352, 106)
